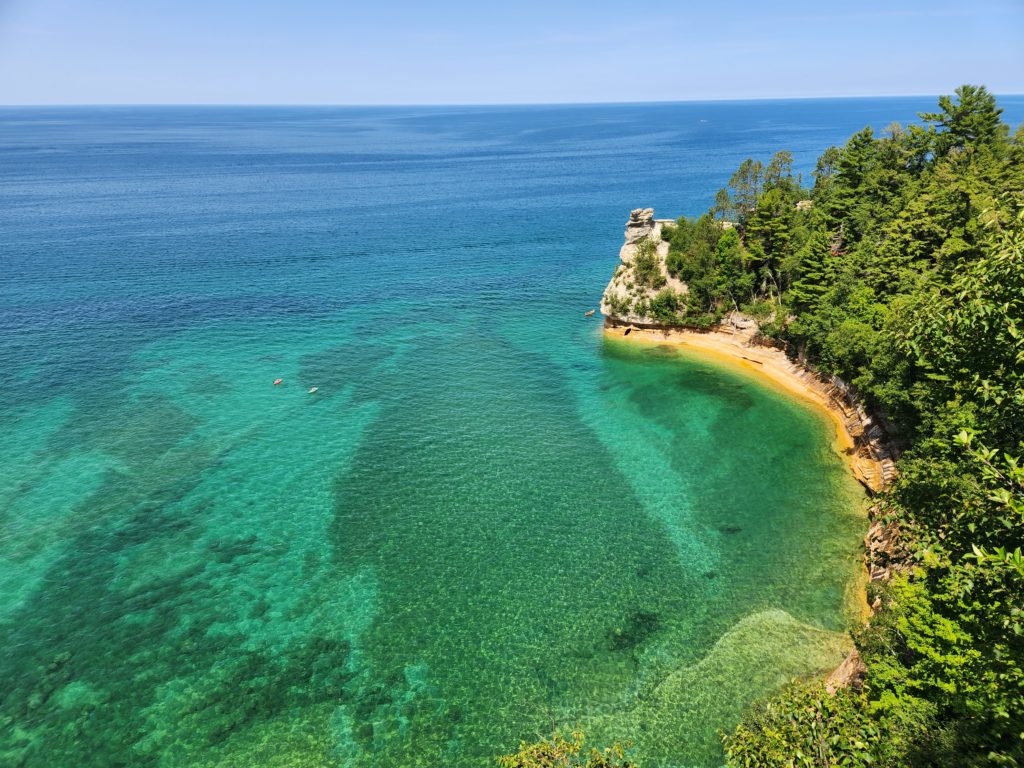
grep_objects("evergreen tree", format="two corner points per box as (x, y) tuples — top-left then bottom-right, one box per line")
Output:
(812, 145), (842, 199)
(712, 188), (732, 220)
(728, 158), (763, 225)
(787, 229), (834, 313)
(825, 127), (877, 240)
(763, 150), (795, 191)
(922, 84), (1006, 155)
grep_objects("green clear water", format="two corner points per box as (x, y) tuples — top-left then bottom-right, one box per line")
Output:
(0, 104), (874, 767)
(0, 324), (864, 767)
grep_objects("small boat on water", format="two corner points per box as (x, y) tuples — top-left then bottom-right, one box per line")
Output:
(584, 309), (596, 317)
(273, 378), (283, 386)
(308, 386), (319, 394)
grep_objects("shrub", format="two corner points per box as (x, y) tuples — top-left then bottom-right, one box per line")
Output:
(497, 731), (636, 768)
(607, 293), (632, 317)
(632, 238), (665, 289)
(648, 288), (684, 324)
(740, 298), (775, 322)
(722, 683), (884, 767)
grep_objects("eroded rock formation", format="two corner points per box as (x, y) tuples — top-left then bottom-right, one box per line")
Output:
(624, 207), (656, 244)
(865, 508), (911, 586)
(601, 208), (686, 326)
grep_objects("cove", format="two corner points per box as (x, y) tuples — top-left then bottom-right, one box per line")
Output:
(0, 322), (865, 768)
(0, 103), (883, 767)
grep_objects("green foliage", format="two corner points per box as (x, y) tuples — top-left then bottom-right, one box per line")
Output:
(898, 205), (1024, 447)
(764, 150), (795, 192)
(745, 186), (796, 297)
(606, 292), (632, 317)
(922, 85), (1006, 156)
(712, 188), (733, 220)
(632, 237), (665, 290)
(647, 288), (685, 324)
(722, 682), (890, 767)
(664, 214), (722, 278)
(729, 158), (764, 224)
(662, 217), (758, 323)
(812, 146), (842, 199)
(708, 86), (1024, 767)
(716, 227), (755, 303)
(786, 229), (834, 313)
(497, 731), (636, 768)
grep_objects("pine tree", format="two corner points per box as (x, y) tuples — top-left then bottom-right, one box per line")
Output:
(728, 159), (763, 225)
(921, 84), (1006, 156)
(787, 229), (833, 313)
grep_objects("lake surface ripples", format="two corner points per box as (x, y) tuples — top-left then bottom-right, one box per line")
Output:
(4, 98), (1019, 766)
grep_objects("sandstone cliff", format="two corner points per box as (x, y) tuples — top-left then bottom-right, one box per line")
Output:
(600, 207), (898, 495)
(600, 208), (687, 326)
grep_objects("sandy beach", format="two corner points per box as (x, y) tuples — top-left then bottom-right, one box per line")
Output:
(603, 324), (889, 493)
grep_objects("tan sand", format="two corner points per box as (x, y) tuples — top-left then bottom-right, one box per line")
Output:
(603, 325), (885, 492)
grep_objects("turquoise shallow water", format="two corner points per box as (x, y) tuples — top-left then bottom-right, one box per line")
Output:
(4, 99), (1021, 767)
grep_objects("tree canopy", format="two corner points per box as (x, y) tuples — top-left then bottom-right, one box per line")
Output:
(709, 85), (1024, 767)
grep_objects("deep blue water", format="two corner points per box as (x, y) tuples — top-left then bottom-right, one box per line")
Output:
(2, 97), (1022, 768)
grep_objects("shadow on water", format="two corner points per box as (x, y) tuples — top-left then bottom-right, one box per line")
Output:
(326, 328), (700, 765)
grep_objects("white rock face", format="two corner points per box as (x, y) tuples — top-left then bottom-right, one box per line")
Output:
(619, 208), (659, 267)
(624, 207), (655, 244)
(600, 208), (687, 326)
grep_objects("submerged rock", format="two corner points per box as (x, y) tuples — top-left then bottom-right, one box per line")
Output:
(608, 609), (661, 651)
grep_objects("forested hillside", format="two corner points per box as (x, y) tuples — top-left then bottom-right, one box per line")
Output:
(501, 86), (1021, 768)
(678, 86), (1024, 767)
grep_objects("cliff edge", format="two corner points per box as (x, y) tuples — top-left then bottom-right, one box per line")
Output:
(599, 208), (898, 494)
(600, 208), (687, 326)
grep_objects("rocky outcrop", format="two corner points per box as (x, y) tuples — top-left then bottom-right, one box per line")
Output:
(625, 207), (656, 244)
(601, 208), (687, 326)
(724, 311), (758, 335)
(865, 508), (911, 586)
(825, 648), (867, 694)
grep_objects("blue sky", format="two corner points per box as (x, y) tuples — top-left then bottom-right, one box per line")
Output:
(0, 0), (1021, 104)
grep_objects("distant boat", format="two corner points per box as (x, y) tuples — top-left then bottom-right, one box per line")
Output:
(273, 378), (283, 386)
(584, 309), (595, 317)
(308, 386), (318, 394)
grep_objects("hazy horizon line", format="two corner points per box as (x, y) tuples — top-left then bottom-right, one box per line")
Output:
(3, 90), (1023, 110)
